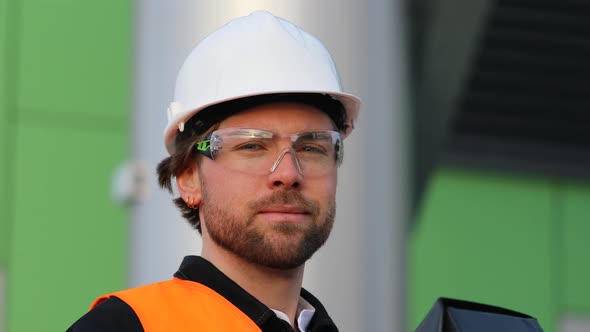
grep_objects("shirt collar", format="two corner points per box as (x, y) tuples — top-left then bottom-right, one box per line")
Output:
(173, 256), (338, 331)
(271, 296), (316, 331)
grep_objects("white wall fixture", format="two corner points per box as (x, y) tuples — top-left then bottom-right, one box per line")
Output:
(111, 160), (151, 205)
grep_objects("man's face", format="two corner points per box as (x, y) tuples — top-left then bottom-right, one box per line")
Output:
(198, 102), (338, 270)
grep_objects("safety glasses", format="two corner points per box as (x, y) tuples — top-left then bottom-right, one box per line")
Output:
(195, 128), (343, 176)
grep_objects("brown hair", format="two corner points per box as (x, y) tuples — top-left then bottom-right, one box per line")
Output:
(157, 133), (205, 233)
(156, 93), (347, 233)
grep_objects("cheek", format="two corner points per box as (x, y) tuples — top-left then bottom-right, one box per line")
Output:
(200, 163), (255, 206)
(316, 173), (338, 202)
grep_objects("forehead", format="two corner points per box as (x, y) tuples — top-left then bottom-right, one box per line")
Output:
(218, 102), (335, 132)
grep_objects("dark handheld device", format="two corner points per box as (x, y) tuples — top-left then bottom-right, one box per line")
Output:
(416, 297), (544, 332)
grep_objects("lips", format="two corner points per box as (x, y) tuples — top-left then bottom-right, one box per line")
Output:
(248, 191), (320, 223)
(259, 205), (309, 214)
(257, 205), (311, 222)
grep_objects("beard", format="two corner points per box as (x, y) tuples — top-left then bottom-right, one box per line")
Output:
(200, 185), (335, 270)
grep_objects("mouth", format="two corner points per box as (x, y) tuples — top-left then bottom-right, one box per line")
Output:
(257, 205), (311, 223)
(259, 205), (309, 214)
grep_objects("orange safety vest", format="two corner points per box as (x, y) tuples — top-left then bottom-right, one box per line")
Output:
(91, 277), (262, 331)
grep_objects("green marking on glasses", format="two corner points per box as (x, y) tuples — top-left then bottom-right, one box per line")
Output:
(196, 140), (210, 151)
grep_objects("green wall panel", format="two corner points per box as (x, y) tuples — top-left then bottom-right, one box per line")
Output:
(3, 0), (132, 330)
(562, 184), (590, 313)
(410, 168), (555, 331)
(8, 123), (127, 331)
(17, 0), (131, 121)
(0, 0), (7, 106)
(0, 0), (9, 266)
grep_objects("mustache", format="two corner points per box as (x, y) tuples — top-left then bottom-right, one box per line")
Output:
(249, 190), (320, 216)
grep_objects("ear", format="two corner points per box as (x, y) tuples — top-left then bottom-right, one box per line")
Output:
(176, 163), (202, 207)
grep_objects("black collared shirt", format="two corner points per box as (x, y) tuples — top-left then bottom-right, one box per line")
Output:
(67, 256), (338, 332)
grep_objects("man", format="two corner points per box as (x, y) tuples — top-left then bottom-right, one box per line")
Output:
(68, 10), (360, 332)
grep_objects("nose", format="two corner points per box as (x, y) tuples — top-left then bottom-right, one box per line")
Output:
(268, 147), (303, 189)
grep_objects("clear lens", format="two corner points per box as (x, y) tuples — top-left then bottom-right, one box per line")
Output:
(200, 128), (342, 176)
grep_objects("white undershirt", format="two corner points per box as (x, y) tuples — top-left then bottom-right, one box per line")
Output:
(271, 297), (316, 332)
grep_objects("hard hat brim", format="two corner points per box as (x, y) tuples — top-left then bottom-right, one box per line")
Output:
(164, 91), (360, 155)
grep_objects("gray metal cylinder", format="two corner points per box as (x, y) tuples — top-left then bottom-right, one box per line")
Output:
(132, 1), (409, 331)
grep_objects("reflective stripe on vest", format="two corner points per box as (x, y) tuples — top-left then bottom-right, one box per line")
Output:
(90, 277), (261, 331)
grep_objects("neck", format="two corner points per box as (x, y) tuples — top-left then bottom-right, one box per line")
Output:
(201, 237), (305, 327)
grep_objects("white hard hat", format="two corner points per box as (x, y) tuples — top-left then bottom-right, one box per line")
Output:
(164, 10), (361, 154)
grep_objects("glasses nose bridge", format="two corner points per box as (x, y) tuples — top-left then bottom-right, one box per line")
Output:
(269, 146), (303, 176)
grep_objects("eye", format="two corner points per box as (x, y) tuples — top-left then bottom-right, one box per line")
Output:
(233, 140), (269, 152)
(239, 143), (263, 150)
(298, 144), (328, 155)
